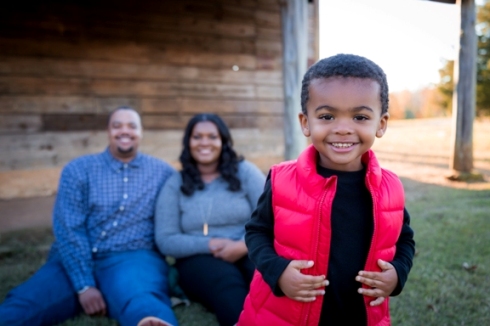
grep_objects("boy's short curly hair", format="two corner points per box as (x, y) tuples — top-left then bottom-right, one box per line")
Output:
(300, 54), (389, 115)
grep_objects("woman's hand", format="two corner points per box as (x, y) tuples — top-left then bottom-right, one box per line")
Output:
(208, 238), (248, 263)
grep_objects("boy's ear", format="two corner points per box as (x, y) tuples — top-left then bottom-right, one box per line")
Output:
(376, 112), (389, 138)
(298, 112), (310, 137)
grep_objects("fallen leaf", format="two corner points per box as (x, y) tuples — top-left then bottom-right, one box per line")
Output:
(462, 262), (478, 271)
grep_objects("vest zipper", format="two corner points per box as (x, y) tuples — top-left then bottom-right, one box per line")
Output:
(302, 182), (331, 326)
(365, 176), (377, 326)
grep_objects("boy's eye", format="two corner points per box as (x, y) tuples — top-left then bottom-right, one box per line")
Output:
(319, 114), (334, 120)
(354, 115), (369, 121)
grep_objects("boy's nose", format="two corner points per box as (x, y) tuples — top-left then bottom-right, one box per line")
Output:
(333, 121), (353, 134)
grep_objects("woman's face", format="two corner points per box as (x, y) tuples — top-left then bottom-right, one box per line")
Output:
(189, 121), (223, 166)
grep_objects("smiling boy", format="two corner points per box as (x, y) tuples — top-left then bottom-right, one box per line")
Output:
(238, 54), (415, 326)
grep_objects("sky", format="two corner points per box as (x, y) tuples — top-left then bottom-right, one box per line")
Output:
(319, 0), (462, 92)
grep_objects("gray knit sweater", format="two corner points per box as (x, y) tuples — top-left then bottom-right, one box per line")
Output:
(155, 160), (266, 259)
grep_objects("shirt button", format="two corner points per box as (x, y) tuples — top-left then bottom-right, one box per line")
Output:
(123, 177), (128, 182)
(92, 247), (98, 253)
(119, 206), (124, 211)
(101, 231), (106, 237)
(113, 221), (118, 227)
(123, 194), (128, 199)
(124, 164), (128, 169)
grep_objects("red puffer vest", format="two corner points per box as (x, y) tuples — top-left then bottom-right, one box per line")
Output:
(238, 145), (405, 326)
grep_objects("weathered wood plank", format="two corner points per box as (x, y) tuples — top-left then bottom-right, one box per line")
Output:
(0, 57), (282, 85)
(255, 10), (281, 28)
(0, 96), (96, 114)
(0, 96), (284, 115)
(0, 128), (284, 172)
(257, 26), (282, 40)
(0, 2), (260, 39)
(0, 76), (265, 98)
(42, 114), (108, 131)
(0, 38), (259, 68)
(142, 114), (283, 130)
(0, 114), (42, 133)
(141, 98), (283, 114)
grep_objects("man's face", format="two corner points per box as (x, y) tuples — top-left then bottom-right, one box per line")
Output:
(107, 109), (142, 162)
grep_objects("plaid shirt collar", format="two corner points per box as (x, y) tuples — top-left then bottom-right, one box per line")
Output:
(102, 147), (142, 172)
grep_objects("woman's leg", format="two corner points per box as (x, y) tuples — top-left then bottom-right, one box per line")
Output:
(95, 250), (178, 326)
(0, 258), (81, 326)
(176, 254), (251, 326)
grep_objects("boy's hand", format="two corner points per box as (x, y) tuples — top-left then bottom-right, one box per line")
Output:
(278, 260), (329, 302)
(356, 259), (398, 306)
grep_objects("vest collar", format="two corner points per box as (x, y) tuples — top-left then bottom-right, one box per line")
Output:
(295, 145), (382, 196)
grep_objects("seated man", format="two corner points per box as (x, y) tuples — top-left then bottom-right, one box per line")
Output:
(0, 107), (178, 326)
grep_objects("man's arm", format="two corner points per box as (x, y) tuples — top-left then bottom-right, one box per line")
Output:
(52, 163), (96, 292)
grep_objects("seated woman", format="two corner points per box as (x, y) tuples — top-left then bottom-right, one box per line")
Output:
(155, 113), (265, 326)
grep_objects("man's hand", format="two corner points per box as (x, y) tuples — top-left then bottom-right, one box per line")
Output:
(278, 260), (328, 302)
(208, 238), (247, 263)
(356, 259), (398, 306)
(78, 287), (107, 316)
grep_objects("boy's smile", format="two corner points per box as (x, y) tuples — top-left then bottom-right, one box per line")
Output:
(299, 77), (389, 171)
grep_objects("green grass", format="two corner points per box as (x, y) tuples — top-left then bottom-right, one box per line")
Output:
(390, 178), (490, 325)
(1, 178), (490, 325)
(0, 229), (218, 326)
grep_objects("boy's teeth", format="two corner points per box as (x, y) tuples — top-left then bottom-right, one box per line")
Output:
(332, 143), (353, 148)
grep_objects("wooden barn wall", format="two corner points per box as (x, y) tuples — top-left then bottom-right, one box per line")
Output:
(0, 0), (285, 199)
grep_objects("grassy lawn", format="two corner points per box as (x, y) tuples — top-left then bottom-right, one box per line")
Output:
(1, 118), (489, 325)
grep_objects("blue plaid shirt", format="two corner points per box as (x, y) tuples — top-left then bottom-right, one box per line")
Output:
(49, 148), (175, 292)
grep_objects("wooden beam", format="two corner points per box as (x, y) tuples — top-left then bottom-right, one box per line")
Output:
(448, 0), (482, 181)
(281, 0), (308, 160)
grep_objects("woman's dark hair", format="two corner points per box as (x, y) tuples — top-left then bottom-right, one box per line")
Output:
(179, 113), (243, 196)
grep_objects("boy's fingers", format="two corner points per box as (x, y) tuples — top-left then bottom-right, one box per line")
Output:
(377, 259), (394, 270)
(358, 287), (384, 298)
(292, 289), (325, 302)
(370, 296), (386, 306)
(292, 296), (317, 302)
(297, 289), (325, 298)
(290, 260), (314, 270)
(356, 275), (379, 287)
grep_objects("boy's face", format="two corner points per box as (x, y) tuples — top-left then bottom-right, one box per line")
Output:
(299, 77), (388, 171)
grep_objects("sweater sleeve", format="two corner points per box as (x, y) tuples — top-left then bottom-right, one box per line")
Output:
(154, 172), (211, 258)
(390, 207), (416, 296)
(245, 173), (291, 296)
(240, 161), (266, 212)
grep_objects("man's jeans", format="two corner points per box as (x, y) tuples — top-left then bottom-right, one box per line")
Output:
(0, 249), (178, 326)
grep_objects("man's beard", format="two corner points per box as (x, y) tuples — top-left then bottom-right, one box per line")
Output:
(117, 146), (134, 154)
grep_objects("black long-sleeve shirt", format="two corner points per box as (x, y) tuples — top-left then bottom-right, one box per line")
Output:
(245, 165), (415, 325)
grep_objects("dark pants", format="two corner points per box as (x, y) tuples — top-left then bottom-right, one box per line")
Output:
(176, 254), (254, 326)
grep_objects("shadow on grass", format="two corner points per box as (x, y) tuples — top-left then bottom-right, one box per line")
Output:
(1, 177), (489, 325)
